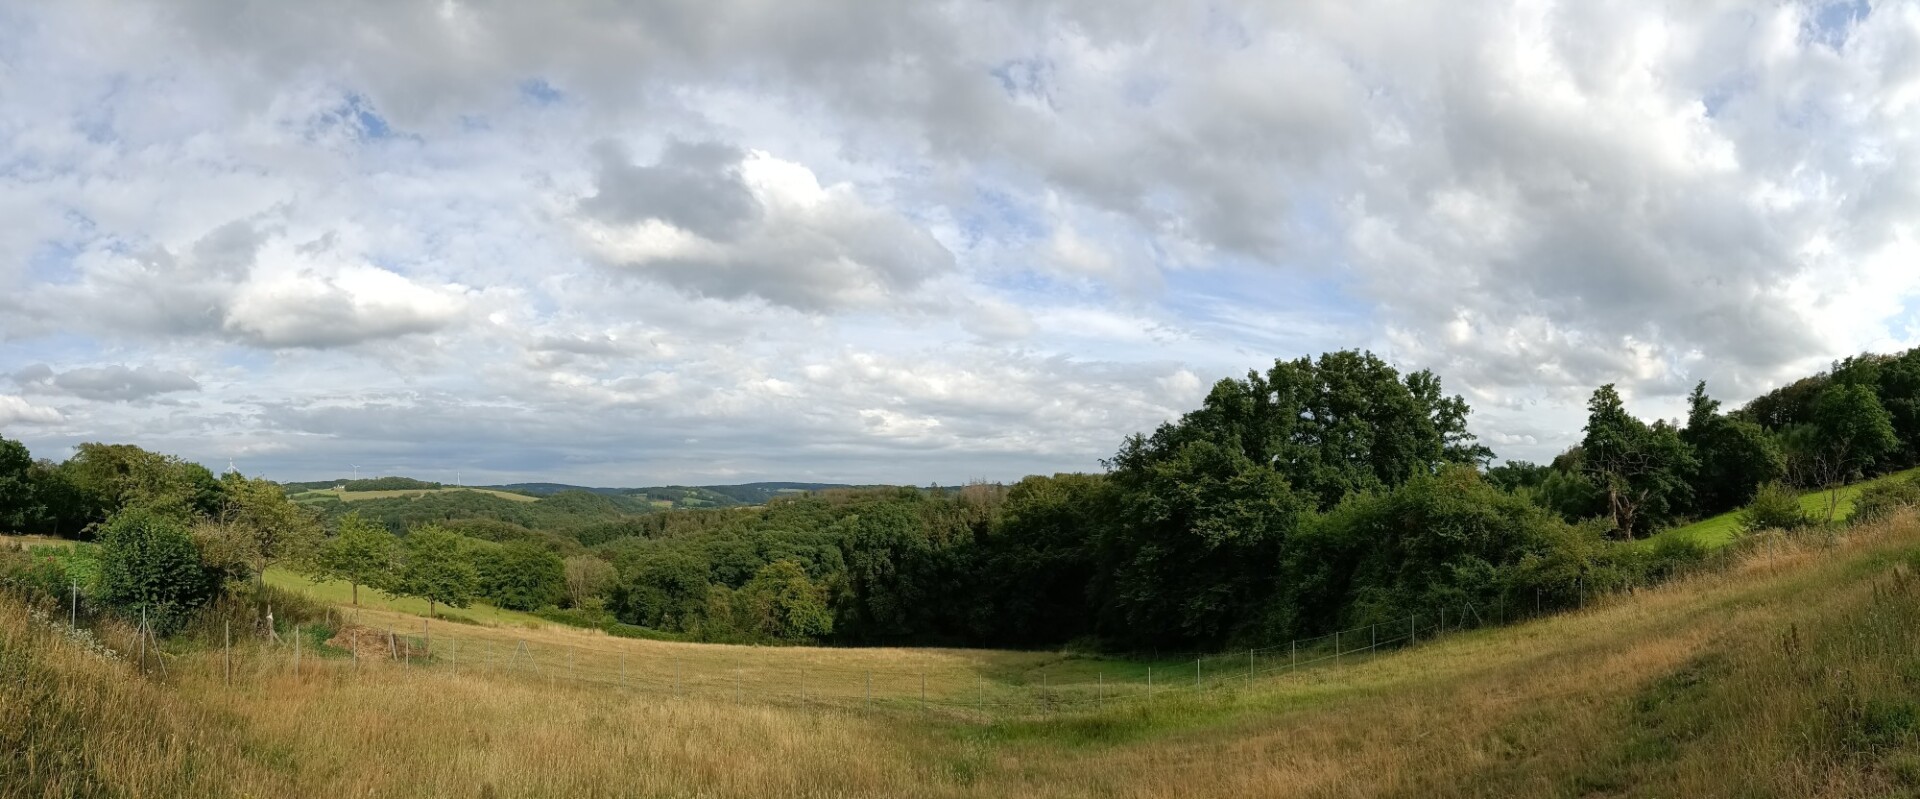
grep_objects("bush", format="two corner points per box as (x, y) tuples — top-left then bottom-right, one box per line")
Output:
(95, 509), (217, 634)
(1853, 476), (1920, 526)
(1741, 482), (1812, 533)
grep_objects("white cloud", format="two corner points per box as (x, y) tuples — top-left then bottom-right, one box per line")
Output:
(0, 396), (63, 426)
(575, 145), (955, 313)
(225, 263), (471, 349)
(4, 0), (1919, 480)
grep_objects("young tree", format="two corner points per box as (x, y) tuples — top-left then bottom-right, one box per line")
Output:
(563, 554), (618, 609)
(210, 474), (323, 584)
(1580, 385), (1696, 538)
(397, 525), (478, 620)
(1798, 383), (1900, 523)
(95, 508), (216, 633)
(315, 512), (398, 606)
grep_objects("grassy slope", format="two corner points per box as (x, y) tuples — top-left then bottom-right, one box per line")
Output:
(1645, 466), (1920, 549)
(10, 514), (1920, 796)
(289, 487), (539, 503)
(259, 568), (552, 628)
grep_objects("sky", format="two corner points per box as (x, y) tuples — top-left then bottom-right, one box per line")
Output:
(1, 0), (1918, 487)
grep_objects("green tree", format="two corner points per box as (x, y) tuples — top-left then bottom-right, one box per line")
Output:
(60, 443), (221, 529)
(835, 501), (938, 640)
(0, 437), (34, 532)
(396, 525), (478, 620)
(562, 555), (617, 609)
(1580, 385), (1696, 538)
(1681, 382), (1786, 514)
(614, 549), (710, 630)
(210, 473), (323, 584)
(968, 473), (1106, 645)
(1800, 383), (1901, 523)
(1739, 482), (1812, 532)
(739, 558), (834, 640)
(315, 512), (399, 606)
(95, 508), (216, 634)
(1097, 436), (1306, 647)
(474, 541), (564, 610)
(1160, 350), (1490, 511)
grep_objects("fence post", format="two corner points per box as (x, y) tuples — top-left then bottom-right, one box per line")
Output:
(138, 606), (146, 674)
(1410, 614), (1415, 644)
(1195, 658), (1201, 690)
(1440, 608), (1445, 633)
(1335, 630), (1341, 665)
(1248, 649), (1254, 689)
(1291, 640), (1296, 670)
(1148, 666), (1153, 701)
(70, 581), (77, 627)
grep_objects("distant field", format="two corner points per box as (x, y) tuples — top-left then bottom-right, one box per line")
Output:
(1643, 466), (1920, 550)
(260, 568), (553, 628)
(0, 534), (79, 550)
(289, 487), (539, 504)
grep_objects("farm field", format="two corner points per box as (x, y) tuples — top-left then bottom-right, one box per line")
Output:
(289, 486), (540, 503)
(10, 512), (1920, 797)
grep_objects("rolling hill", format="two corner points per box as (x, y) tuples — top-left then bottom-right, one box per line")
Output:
(8, 509), (1920, 797)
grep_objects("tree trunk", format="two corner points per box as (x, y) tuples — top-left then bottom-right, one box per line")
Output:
(429, 597), (435, 620)
(351, 581), (359, 606)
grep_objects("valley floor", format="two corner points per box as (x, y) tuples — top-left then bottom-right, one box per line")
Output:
(9, 513), (1920, 797)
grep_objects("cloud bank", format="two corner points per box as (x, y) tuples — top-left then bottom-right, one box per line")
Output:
(1, 0), (1915, 484)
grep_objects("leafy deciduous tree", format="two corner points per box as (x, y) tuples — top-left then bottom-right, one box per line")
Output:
(315, 512), (399, 606)
(397, 524), (478, 620)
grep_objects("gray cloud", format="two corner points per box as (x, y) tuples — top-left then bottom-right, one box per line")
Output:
(13, 364), (200, 402)
(4, 0), (1919, 479)
(574, 142), (955, 312)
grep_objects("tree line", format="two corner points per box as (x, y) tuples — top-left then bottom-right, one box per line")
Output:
(3, 347), (1918, 650)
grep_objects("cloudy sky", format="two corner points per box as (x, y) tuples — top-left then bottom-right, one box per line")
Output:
(2, 0), (1916, 486)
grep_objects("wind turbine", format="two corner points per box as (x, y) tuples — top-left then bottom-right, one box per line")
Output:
(351, 464), (360, 481)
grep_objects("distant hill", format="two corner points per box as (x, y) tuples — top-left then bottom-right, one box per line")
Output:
(481, 481), (855, 507)
(485, 483), (629, 497)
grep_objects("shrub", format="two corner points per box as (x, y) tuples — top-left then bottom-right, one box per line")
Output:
(1852, 476), (1920, 526)
(1740, 482), (1812, 533)
(95, 509), (217, 634)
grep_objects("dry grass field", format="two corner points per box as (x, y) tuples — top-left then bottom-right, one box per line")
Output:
(8, 514), (1920, 797)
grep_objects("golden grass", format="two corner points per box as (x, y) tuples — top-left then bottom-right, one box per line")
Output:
(9, 514), (1920, 797)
